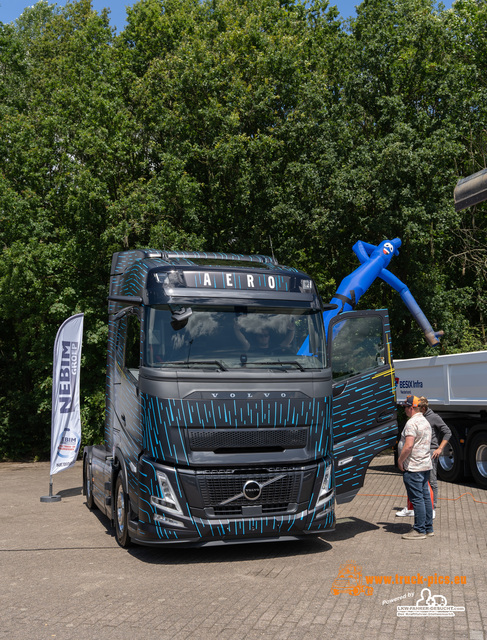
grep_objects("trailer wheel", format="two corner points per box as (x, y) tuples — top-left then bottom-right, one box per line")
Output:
(468, 432), (487, 489)
(84, 457), (96, 510)
(114, 474), (131, 548)
(437, 436), (463, 483)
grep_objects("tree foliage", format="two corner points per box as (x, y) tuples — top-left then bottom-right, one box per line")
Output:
(0, 0), (486, 458)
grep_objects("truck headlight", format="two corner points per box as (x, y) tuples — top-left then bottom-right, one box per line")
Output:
(316, 465), (334, 508)
(151, 472), (183, 516)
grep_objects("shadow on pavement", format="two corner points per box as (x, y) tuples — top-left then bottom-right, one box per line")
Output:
(58, 485), (83, 497)
(377, 521), (415, 535)
(319, 516), (380, 541)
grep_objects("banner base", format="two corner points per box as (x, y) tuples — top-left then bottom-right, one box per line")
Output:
(40, 477), (61, 503)
(40, 494), (61, 502)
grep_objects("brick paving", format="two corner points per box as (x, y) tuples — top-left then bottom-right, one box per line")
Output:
(0, 456), (485, 639)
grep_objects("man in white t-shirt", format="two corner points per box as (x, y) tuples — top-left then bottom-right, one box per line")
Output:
(397, 395), (433, 540)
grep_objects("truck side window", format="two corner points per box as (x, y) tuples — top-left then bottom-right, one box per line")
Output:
(124, 315), (141, 374)
(117, 314), (140, 379)
(330, 315), (385, 381)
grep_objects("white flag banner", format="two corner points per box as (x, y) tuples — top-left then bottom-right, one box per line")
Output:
(50, 313), (84, 476)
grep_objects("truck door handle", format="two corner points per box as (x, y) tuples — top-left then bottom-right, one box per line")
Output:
(333, 380), (349, 398)
(376, 409), (394, 422)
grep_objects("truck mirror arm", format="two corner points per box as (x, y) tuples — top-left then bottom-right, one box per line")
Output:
(111, 306), (140, 321)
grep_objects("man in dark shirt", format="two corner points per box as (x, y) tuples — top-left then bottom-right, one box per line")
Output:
(418, 396), (452, 511)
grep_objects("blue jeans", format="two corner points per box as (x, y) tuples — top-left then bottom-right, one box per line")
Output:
(403, 470), (433, 534)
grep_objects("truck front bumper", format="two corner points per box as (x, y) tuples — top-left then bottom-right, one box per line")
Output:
(131, 456), (335, 546)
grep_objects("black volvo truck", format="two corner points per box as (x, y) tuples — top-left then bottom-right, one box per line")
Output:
(83, 250), (397, 547)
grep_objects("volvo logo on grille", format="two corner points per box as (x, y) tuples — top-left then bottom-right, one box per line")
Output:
(218, 473), (286, 507)
(243, 480), (262, 501)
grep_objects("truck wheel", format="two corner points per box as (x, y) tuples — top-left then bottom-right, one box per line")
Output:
(84, 457), (96, 510)
(437, 436), (463, 483)
(114, 474), (131, 548)
(468, 432), (487, 489)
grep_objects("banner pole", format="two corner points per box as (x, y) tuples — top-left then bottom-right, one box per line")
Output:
(40, 475), (61, 503)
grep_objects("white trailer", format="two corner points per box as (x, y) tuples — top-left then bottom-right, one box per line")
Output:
(394, 351), (487, 488)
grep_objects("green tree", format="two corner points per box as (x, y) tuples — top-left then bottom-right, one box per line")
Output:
(1, 0), (486, 459)
(0, 1), (117, 457)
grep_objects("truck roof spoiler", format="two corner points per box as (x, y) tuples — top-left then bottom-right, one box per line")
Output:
(159, 251), (278, 265)
(110, 250), (279, 278)
(454, 168), (487, 211)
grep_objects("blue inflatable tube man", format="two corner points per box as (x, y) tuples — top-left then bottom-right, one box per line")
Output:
(323, 238), (443, 347)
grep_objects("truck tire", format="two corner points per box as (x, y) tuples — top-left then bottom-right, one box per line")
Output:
(114, 474), (131, 548)
(84, 457), (97, 510)
(468, 432), (487, 489)
(437, 435), (463, 483)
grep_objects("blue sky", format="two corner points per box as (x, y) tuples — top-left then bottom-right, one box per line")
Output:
(0, 0), (453, 32)
(1, 1), (131, 31)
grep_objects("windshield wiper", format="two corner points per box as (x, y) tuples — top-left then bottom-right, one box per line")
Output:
(167, 360), (228, 371)
(246, 360), (305, 372)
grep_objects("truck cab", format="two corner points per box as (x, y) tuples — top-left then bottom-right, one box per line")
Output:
(83, 250), (397, 546)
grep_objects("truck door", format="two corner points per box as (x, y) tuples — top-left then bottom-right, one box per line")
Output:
(113, 312), (143, 451)
(110, 311), (143, 508)
(328, 310), (397, 504)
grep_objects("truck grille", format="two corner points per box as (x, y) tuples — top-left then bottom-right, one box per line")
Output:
(188, 428), (307, 452)
(197, 468), (302, 517)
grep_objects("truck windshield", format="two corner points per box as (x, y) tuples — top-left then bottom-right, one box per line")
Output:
(145, 305), (326, 370)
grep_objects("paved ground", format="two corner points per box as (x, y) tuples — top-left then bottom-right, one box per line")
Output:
(1, 455), (486, 640)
